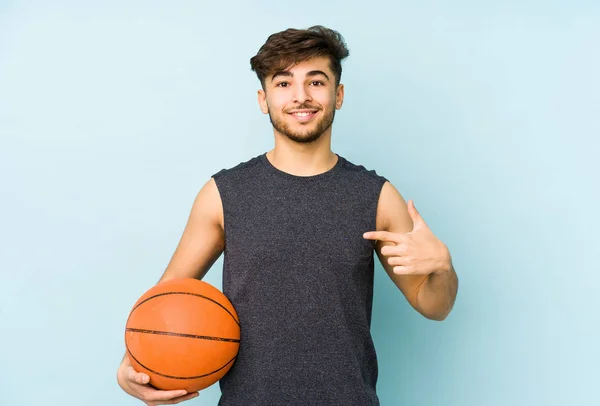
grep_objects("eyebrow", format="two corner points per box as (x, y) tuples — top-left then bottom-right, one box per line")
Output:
(270, 70), (331, 83)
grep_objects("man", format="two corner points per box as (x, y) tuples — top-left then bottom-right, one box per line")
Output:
(117, 25), (458, 405)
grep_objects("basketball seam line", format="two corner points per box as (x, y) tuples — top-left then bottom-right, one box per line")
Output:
(130, 291), (241, 327)
(125, 342), (238, 380)
(126, 327), (240, 343)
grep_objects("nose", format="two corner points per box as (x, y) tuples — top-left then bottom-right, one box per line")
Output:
(292, 84), (312, 104)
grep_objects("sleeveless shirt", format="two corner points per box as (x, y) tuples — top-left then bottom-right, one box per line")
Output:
(211, 152), (388, 406)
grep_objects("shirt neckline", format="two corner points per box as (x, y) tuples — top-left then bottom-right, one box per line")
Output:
(259, 152), (344, 181)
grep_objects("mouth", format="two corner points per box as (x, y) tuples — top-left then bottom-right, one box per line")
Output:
(288, 109), (319, 123)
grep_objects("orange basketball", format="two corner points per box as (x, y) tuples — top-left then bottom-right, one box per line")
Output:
(124, 278), (240, 392)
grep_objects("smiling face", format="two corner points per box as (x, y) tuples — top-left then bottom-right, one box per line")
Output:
(258, 56), (345, 144)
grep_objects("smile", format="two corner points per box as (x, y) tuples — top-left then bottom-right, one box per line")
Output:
(288, 110), (318, 122)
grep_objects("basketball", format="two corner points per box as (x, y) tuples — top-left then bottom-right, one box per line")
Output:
(124, 277), (240, 392)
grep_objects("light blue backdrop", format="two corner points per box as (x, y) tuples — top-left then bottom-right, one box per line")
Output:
(1, 1), (598, 405)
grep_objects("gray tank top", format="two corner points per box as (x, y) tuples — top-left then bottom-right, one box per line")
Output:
(212, 152), (388, 405)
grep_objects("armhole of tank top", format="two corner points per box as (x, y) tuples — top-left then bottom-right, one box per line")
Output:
(211, 173), (227, 253)
(368, 175), (389, 250)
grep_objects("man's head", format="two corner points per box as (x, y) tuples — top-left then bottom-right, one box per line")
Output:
(250, 26), (350, 144)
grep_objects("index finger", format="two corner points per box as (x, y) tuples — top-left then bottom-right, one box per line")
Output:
(362, 231), (404, 243)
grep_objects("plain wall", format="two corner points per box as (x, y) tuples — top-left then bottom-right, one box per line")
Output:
(1, 1), (598, 405)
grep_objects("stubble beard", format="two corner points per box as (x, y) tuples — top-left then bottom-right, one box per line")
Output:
(269, 105), (336, 144)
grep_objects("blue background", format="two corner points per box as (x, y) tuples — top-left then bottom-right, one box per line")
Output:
(1, 1), (598, 405)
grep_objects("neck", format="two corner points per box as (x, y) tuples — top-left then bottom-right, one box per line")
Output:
(267, 131), (337, 177)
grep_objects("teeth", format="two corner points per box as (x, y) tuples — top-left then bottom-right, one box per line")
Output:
(293, 112), (312, 117)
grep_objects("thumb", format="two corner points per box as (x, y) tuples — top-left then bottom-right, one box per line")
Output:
(408, 200), (424, 230)
(128, 366), (150, 385)
(138, 373), (150, 385)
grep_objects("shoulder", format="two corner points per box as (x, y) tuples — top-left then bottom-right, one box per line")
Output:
(337, 155), (406, 229)
(191, 177), (224, 230)
(186, 154), (262, 232)
(338, 155), (389, 199)
(343, 154), (409, 232)
(376, 180), (412, 233)
(339, 155), (388, 183)
(212, 153), (263, 181)
(208, 153), (263, 229)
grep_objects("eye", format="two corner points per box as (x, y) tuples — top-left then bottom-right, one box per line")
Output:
(310, 81), (325, 86)
(276, 82), (289, 87)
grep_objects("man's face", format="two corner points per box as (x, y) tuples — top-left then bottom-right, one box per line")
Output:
(258, 56), (344, 144)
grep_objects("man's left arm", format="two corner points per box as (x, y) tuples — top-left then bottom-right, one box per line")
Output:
(416, 258), (458, 321)
(363, 181), (458, 321)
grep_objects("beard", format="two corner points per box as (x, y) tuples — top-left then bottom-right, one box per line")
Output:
(268, 104), (336, 144)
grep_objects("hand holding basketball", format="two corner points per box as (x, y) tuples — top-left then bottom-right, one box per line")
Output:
(117, 356), (199, 405)
(124, 278), (240, 392)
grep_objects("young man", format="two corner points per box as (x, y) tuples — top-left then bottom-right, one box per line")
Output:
(117, 25), (458, 405)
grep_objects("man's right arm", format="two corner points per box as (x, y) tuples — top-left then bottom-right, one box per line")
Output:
(117, 177), (225, 405)
(159, 177), (225, 283)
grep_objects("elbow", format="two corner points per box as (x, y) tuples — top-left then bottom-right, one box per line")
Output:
(418, 305), (453, 321)
(428, 313), (449, 322)
(422, 311), (448, 322)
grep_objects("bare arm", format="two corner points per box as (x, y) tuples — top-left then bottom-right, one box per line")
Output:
(373, 182), (429, 311)
(416, 261), (458, 321)
(372, 181), (458, 320)
(117, 177), (225, 403)
(159, 177), (225, 282)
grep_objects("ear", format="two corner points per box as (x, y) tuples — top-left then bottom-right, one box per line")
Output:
(258, 89), (269, 114)
(335, 83), (344, 110)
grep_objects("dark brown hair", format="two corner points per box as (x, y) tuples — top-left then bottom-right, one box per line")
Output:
(250, 25), (350, 88)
